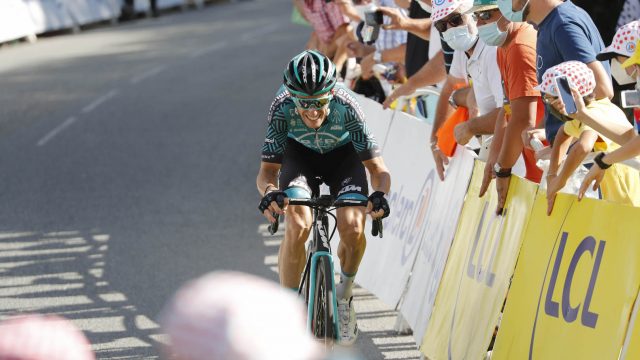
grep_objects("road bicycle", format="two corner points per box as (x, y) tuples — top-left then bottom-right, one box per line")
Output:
(268, 193), (383, 346)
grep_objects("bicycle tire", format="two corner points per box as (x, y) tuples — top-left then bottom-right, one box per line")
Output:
(311, 255), (336, 343)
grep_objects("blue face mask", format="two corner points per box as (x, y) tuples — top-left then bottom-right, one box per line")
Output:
(497, 0), (529, 22)
(477, 21), (507, 46)
(443, 25), (478, 51)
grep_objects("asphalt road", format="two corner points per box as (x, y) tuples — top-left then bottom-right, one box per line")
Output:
(0, 1), (421, 358)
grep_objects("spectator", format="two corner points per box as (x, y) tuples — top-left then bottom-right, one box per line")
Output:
(498, 0), (614, 145)
(0, 314), (95, 360)
(580, 43), (640, 199)
(428, 0), (504, 180)
(617, 0), (640, 32)
(539, 62), (640, 214)
(380, 0), (451, 111)
(469, 0), (544, 215)
(296, 0), (350, 57)
(347, 0), (408, 81)
(160, 271), (322, 360)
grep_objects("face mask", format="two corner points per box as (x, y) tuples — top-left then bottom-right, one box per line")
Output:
(443, 24), (478, 51)
(354, 3), (377, 21)
(611, 58), (637, 85)
(477, 20), (508, 46)
(417, 0), (432, 13)
(497, 0), (529, 22)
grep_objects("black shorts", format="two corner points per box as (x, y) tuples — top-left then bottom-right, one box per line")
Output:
(279, 138), (369, 200)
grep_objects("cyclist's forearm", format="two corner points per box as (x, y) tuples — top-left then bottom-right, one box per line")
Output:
(363, 157), (391, 194)
(257, 162), (281, 195)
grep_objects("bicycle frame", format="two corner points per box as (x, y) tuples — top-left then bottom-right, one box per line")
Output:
(305, 207), (339, 336)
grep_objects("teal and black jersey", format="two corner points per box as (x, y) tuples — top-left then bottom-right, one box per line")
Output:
(261, 84), (381, 164)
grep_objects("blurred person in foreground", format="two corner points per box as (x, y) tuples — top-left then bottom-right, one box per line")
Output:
(428, 0), (504, 180)
(468, 0), (544, 215)
(160, 271), (322, 360)
(500, 0), (614, 147)
(0, 314), (95, 360)
(539, 61), (640, 215)
(295, 0), (350, 57)
(580, 41), (640, 200)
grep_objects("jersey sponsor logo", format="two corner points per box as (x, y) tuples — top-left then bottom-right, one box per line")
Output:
(338, 184), (362, 196)
(341, 177), (353, 187)
(267, 91), (291, 123)
(330, 125), (342, 131)
(264, 138), (275, 144)
(335, 88), (366, 121)
(317, 218), (330, 249)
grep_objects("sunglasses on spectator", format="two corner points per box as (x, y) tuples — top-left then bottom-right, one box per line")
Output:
(434, 13), (465, 33)
(472, 9), (498, 22)
(292, 94), (333, 110)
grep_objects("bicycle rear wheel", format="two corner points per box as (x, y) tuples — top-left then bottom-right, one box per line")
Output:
(311, 255), (336, 344)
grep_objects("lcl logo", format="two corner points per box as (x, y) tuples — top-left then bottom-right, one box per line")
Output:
(543, 232), (605, 328)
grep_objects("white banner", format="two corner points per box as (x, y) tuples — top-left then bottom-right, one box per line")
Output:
(25, 0), (74, 34)
(0, 0), (36, 43)
(65, 0), (119, 26)
(355, 101), (475, 309)
(399, 146), (474, 343)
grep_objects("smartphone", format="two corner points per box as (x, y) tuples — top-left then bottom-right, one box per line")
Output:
(364, 10), (384, 26)
(555, 75), (577, 115)
(621, 90), (640, 108)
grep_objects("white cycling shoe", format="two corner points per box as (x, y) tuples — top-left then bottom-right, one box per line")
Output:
(337, 296), (358, 345)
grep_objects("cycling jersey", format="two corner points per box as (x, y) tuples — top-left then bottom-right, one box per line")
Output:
(261, 84), (381, 164)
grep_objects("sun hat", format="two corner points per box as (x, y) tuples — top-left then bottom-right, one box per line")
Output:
(160, 271), (321, 360)
(622, 40), (640, 68)
(431, 0), (474, 22)
(0, 314), (95, 360)
(534, 61), (596, 97)
(597, 20), (640, 61)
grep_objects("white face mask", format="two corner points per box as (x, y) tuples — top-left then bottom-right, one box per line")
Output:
(354, 3), (377, 21)
(417, 0), (432, 13)
(443, 24), (478, 51)
(611, 58), (636, 85)
(477, 20), (507, 46)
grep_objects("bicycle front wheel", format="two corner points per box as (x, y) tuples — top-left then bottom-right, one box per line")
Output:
(311, 255), (336, 343)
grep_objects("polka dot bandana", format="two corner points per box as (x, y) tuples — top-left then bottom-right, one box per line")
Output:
(597, 20), (640, 60)
(431, 0), (473, 22)
(534, 61), (596, 97)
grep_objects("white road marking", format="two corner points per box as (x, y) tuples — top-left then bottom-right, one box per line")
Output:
(189, 41), (228, 58)
(240, 23), (281, 42)
(37, 116), (77, 147)
(81, 89), (118, 114)
(130, 65), (167, 85)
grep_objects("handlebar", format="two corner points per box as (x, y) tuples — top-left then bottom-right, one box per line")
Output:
(267, 196), (383, 238)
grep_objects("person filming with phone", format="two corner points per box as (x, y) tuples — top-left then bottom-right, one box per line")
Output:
(539, 61), (640, 215)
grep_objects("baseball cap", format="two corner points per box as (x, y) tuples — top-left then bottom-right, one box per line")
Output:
(466, 0), (499, 14)
(597, 20), (640, 61)
(431, 0), (474, 22)
(534, 61), (596, 97)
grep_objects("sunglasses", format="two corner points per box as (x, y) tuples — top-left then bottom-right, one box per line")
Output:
(434, 13), (465, 33)
(472, 9), (498, 22)
(292, 94), (333, 110)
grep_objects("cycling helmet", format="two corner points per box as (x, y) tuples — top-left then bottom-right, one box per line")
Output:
(284, 50), (337, 97)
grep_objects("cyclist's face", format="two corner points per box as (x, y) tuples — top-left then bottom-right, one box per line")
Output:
(294, 93), (332, 128)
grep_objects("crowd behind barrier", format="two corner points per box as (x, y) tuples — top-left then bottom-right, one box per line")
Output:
(354, 93), (640, 359)
(0, 0), (211, 45)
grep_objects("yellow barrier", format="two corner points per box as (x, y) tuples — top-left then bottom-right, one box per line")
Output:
(625, 299), (640, 359)
(420, 161), (537, 359)
(492, 193), (640, 359)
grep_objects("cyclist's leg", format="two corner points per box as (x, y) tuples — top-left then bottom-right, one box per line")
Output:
(325, 144), (369, 299)
(278, 140), (320, 289)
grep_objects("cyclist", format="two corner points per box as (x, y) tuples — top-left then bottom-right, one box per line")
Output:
(256, 50), (391, 345)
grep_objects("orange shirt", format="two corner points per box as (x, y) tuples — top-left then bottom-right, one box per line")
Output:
(497, 23), (544, 183)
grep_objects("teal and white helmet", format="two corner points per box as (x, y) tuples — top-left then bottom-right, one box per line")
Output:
(283, 50), (337, 97)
